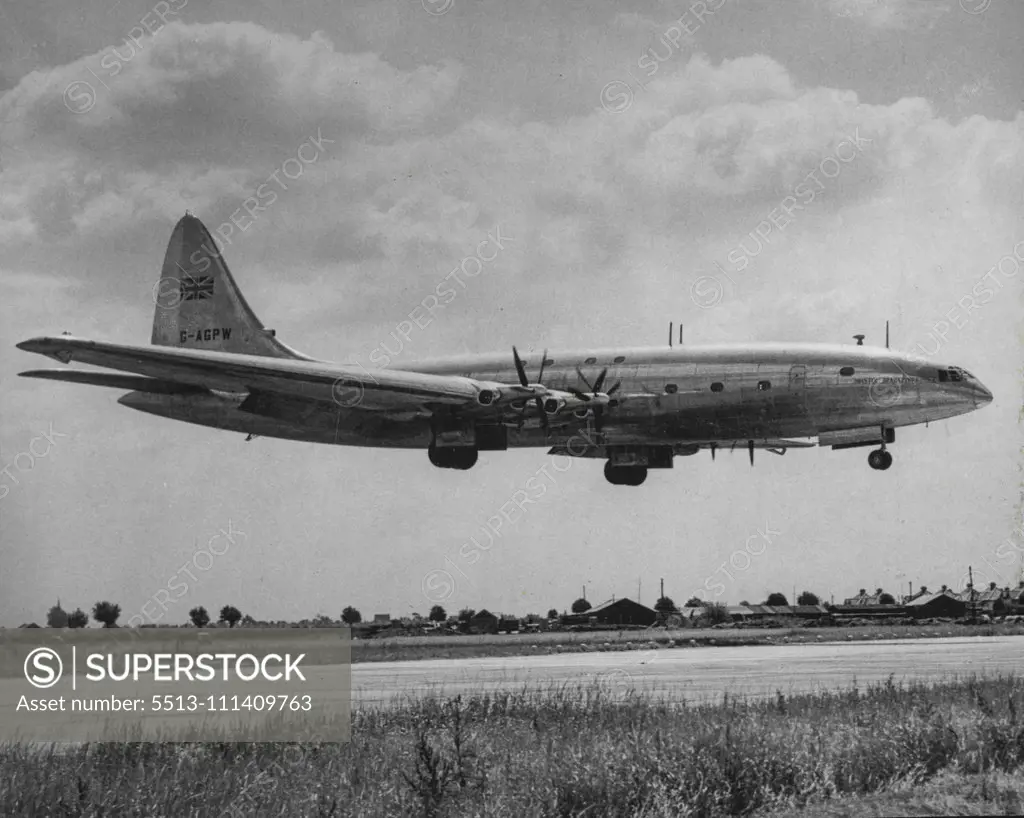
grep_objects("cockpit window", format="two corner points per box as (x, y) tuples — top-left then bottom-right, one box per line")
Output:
(938, 367), (966, 382)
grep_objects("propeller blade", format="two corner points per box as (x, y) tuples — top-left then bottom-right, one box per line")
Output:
(568, 388), (591, 401)
(593, 367), (609, 393)
(537, 348), (548, 383)
(606, 381), (621, 396)
(748, 440), (754, 466)
(512, 346), (529, 388)
(575, 366), (595, 392)
(710, 444), (717, 461)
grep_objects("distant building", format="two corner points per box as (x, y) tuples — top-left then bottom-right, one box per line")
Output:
(902, 586), (931, 604)
(580, 597), (657, 627)
(1011, 581), (1024, 611)
(958, 582), (1012, 616)
(904, 589), (966, 619)
(497, 615), (519, 632)
(842, 588), (895, 607)
(793, 604), (831, 620)
(372, 614), (391, 626)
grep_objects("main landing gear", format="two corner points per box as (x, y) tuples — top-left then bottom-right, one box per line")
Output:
(428, 445), (478, 470)
(604, 461), (647, 486)
(867, 447), (892, 471)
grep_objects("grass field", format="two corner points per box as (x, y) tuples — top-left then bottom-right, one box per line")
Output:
(3, 674), (1023, 816)
(349, 621), (1024, 663)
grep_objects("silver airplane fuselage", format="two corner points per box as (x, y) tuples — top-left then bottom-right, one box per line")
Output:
(118, 341), (991, 453)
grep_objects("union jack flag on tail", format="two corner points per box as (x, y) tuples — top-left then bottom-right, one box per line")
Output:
(180, 275), (215, 301)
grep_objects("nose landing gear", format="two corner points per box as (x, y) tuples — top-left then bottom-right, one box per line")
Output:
(867, 448), (892, 471)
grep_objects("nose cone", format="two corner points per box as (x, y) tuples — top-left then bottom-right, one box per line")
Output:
(974, 381), (993, 407)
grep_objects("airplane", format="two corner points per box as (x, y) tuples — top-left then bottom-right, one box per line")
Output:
(17, 214), (992, 486)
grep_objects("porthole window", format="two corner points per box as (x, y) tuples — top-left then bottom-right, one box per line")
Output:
(613, 356), (625, 363)
(840, 366), (855, 376)
(543, 357), (554, 366)
(585, 357), (597, 365)
(710, 382), (724, 393)
(665, 384), (678, 394)
(757, 380), (771, 391)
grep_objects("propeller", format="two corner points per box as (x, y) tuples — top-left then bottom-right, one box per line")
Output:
(570, 366), (622, 440)
(512, 346), (549, 433)
(748, 439), (754, 466)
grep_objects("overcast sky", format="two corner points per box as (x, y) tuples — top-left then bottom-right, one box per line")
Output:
(1, 0), (1022, 627)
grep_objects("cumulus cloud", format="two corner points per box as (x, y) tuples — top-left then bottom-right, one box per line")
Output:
(0, 21), (461, 246)
(1, 28), (1021, 357)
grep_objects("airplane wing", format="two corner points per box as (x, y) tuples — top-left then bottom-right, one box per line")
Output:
(16, 336), (540, 416)
(547, 437), (817, 458)
(712, 438), (817, 450)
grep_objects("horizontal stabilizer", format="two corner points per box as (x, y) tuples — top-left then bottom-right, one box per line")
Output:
(19, 369), (208, 395)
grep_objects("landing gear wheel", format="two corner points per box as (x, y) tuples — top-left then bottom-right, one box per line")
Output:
(604, 462), (648, 486)
(428, 445), (479, 470)
(868, 449), (892, 471)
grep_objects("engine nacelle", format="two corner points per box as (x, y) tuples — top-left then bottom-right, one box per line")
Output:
(543, 396), (565, 415)
(477, 388), (500, 406)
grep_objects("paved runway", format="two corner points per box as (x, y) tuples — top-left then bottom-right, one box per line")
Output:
(351, 635), (1024, 706)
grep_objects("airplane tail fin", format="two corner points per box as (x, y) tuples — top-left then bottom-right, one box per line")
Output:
(151, 214), (306, 359)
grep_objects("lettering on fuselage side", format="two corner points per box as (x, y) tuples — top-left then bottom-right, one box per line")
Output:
(853, 376), (916, 384)
(179, 327), (234, 343)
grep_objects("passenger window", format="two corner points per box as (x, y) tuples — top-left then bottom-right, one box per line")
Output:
(665, 384), (678, 394)
(543, 358), (554, 367)
(757, 380), (771, 391)
(585, 357), (597, 365)
(839, 366), (854, 376)
(710, 382), (724, 393)
(613, 356), (625, 363)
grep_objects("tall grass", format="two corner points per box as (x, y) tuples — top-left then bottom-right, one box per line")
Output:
(2, 674), (1023, 816)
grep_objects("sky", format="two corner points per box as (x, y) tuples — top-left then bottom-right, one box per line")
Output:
(0, 0), (1022, 627)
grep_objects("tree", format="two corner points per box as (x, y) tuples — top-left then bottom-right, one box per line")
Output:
(765, 593), (788, 607)
(797, 591), (820, 606)
(698, 602), (731, 626)
(739, 600), (751, 606)
(654, 596), (677, 614)
(428, 605), (447, 622)
(878, 592), (896, 605)
(458, 608), (476, 622)
(684, 596), (704, 607)
(189, 606), (210, 628)
(571, 598), (592, 614)
(46, 602), (68, 628)
(67, 608), (89, 629)
(547, 608), (559, 619)
(92, 601), (121, 628)
(341, 606), (361, 625)
(219, 605), (242, 628)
